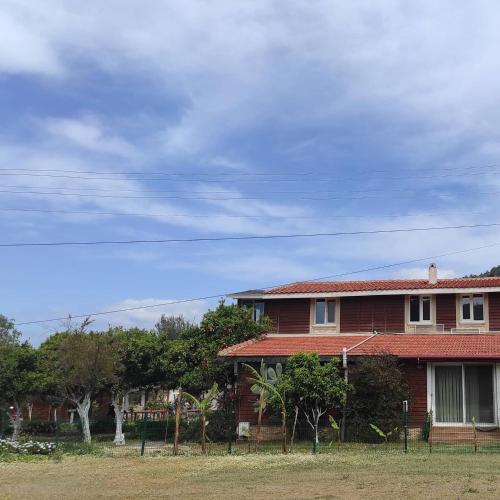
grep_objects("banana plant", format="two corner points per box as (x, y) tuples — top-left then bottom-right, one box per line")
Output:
(244, 362), (287, 453)
(183, 383), (218, 454)
(369, 423), (398, 443)
(328, 416), (341, 446)
(247, 360), (282, 448)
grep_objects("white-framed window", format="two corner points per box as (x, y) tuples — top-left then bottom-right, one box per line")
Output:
(409, 295), (432, 323)
(253, 302), (265, 322)
(461, 294), (484, 322)
(314, 299), (336, 325)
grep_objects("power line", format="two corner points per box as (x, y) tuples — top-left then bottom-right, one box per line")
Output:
(0, 164), (496, 177)
(0, 206), (490, 220)
(0, 167), (498, 183)
(13, 240), (500, 326)
(1, 188), (498, 201)
(1, 222), (500, 248)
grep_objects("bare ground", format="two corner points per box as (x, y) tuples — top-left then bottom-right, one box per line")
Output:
(1, 451), (500, 499)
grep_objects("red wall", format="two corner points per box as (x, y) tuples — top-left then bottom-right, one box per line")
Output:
(401, 360), (427, 427)
(436, 294), (456, 332)
(339, 295), (405, 333)
(264, 299), (310, 334)
(490, 293), (500, 331)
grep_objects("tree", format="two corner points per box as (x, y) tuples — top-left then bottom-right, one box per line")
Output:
(39, 327), (119, 443)
(155, 315), (192, 340)
(279, 353), (348, 445)
(346, 355), (410, 442)
(183, 383), (219, 454)
(0, 315), (21, 345)
(0, 339), (41, 440)
(108, 327), (169, 445)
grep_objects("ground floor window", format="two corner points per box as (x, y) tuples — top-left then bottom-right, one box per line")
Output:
(434, 364), (494, 424)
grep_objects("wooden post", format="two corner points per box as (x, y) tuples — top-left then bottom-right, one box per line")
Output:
(173, 389), (182, 456)
(281, 409), (287, 454)
(201, 414), (206, 454)
(256, 388), (264, 450)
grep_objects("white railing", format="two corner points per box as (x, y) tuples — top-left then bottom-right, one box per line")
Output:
(409, 324), (445, 334)
(450, 327), (482, 334)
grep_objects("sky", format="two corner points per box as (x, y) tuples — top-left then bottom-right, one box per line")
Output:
(2, 1), (500, 344)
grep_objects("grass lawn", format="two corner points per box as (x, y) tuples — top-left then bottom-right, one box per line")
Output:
(2, 450), (500, 499)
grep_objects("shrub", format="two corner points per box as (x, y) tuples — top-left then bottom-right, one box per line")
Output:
(346, 356), (410, 442)
(22, 420), (56, 435)
(421, 411), (432, 442)
(0, 438), (57, 455)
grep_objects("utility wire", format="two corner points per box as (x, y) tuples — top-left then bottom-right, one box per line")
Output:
(1, 222), (500, 248)
(0, 164), (496, 177)
(1, 189), (499, 201)
(13, 240), (500, 326)
(0, 206), (490, 220)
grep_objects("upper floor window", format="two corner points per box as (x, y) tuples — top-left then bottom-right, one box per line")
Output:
(315, 299), (336, 325)
(461, 294), (484, 322)
(253, 301), (265, 322)
(409, 295), (432, 323)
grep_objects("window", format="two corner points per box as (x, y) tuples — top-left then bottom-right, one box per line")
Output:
(409, 295), (432, 323)
(253, 302), (265, 322)
(461, 294), (484, 322)
(314, 299), (335, 324)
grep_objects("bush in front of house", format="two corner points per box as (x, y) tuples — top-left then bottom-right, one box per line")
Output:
(345, 355), (410, 442)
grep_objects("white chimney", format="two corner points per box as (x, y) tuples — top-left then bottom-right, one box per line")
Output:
(428, 263), (438, 284)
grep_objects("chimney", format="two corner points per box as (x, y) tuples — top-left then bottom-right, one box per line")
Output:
(428, 263), (438, 285)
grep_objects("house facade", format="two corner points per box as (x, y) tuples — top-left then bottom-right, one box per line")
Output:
(220, 264), (500, 434)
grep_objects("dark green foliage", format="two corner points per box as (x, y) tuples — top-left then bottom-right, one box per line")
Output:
(466, 265), (500, 277)
(155, 315), (193, 340)
(346, 356), (409, 442)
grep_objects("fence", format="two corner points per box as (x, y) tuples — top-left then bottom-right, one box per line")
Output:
(4, 405), (500, 457)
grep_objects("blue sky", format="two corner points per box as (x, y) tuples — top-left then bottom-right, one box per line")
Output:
(2, 1), (500, 344)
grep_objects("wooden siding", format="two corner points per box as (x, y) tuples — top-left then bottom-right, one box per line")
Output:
(402, 361), (427, 427)
(339, 295), (405, 333)
(490, 293), (500, 331)
(238, 366), (259, 424)
(264, 299), (310, 334)
(436, 293), (456, 332)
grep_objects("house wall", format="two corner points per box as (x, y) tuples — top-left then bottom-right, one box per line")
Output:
(339, 295), (405, 333)
(435, 293), (457, 332)
(488, 293), (500, 331)
(401, 360), (427, 428)
(264, 299), (310, 334)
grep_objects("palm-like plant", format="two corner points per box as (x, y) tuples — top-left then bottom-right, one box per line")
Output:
(183, 383), (218, 454)
(248, 360), (282, 448)
(244, 363), (287, 453)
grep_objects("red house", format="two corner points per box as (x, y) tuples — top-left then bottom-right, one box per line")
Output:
(220, 264), (500, 437)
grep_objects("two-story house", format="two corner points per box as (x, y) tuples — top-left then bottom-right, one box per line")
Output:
(220, 264), (500, 436)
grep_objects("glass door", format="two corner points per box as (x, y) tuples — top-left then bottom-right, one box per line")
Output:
(434, 364), (495, 425)
(435, 366), (463, 423)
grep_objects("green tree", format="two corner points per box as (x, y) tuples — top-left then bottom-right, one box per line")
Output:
(161, 302), (270, 394)
(346, 356), (409, 442)
(155, 314), (193, 340)
(108, 327), (170, 445)
(0, 339), (41, 440)
(0, 314), (21, 345)
(279, 353), (348, 445)
(39, 326), (119, 443)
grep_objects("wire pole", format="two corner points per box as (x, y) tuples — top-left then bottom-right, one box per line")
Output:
(403, 400), (408, 453)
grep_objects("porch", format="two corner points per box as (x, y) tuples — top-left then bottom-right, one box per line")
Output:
(430, 426), (500, 445)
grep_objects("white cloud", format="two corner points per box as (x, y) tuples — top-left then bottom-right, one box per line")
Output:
(94, 298), (212, 330)
(391, 267), (456, 280)
(41, 116), (137, 157)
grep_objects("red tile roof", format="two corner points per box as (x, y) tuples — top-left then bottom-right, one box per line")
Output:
(264, 277), (500, 295)
(220, 333), (500, 359)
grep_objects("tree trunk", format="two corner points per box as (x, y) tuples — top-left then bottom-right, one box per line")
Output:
(201, 414), (206, 454)
(173, 389), (182, 455)
(75, 393), (92, 444)
(111, 391), (128, 446)
(281, 408), (287, 454)
(290, 406), (299, 451)
(256, 388), (264, 449)
(10, 401), (23, 441)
